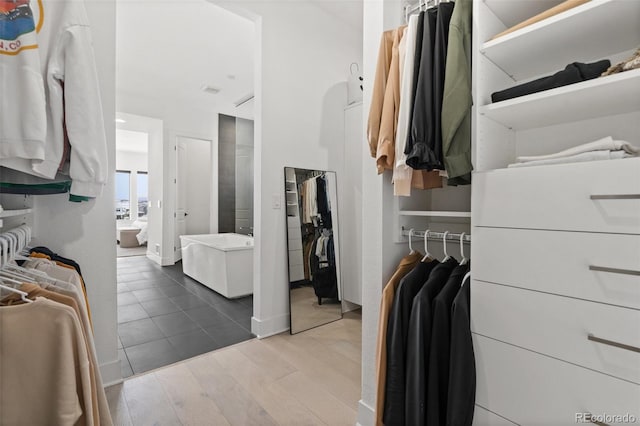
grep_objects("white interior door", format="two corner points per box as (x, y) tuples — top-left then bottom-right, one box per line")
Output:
(175, 136), (212, 260)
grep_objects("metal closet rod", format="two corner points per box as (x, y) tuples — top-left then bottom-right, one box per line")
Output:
(401, 227), (471, 242)
(404, 0), (447, 21)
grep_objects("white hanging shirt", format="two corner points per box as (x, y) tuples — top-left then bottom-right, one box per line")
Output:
(0, 0), (107, 197)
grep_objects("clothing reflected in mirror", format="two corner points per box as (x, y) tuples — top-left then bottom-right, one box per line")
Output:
(284, 167), (342, 334)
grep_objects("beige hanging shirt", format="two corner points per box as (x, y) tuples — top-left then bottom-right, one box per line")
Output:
(43, 283), (113, 426)
(0, 297), (93, 426)
(376, 26), (406, 174)
(367, 30), (395, 158)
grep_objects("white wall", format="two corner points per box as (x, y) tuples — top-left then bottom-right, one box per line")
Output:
(115, 150), (148, 173)
(359, 2), (405, 425)
(32, 0), (119, 385)
(213, 1), (363, 338)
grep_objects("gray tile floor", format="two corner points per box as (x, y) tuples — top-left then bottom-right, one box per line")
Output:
(117, 255), (254, 378)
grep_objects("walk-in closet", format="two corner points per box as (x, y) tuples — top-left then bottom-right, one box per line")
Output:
(360, 0), (639, 425)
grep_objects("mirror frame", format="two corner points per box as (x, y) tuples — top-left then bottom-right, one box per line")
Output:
(284, 167), (343, 334)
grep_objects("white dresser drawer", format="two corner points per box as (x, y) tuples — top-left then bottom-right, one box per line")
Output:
(287, 236), (302, 250)
(471, 280), (640, 384)
(288, 249), (304, 266)
(473, 158), (640, 234)
(472, 227), (640, 309)
(287, 216), (301, 228)
(474, 335), (640, 426)
(288, 264), (304, 282)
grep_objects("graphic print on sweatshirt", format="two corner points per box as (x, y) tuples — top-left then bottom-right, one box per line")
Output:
(0, 0), (42, 55)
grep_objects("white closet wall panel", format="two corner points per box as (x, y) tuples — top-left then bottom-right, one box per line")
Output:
(340, 102), (363, 306)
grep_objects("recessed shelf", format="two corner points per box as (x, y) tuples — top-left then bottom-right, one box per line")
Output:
(399, 210), (471, 218)
(479, 69), (640, 131)
(481, 0), (640, 81)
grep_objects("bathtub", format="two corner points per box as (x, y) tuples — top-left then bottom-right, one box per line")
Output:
(179, 233), (254, 299)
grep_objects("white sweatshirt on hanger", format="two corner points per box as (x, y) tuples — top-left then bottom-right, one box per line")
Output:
(0, 0), (107, 198)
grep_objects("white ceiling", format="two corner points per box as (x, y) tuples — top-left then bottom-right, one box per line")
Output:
(312, 0), (364, 34)
(115, 1), (363, 117)
(116, 129), (149, 153)
(116, 1), (255, 113)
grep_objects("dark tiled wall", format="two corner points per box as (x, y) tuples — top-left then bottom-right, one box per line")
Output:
(218, 114), (236, 233)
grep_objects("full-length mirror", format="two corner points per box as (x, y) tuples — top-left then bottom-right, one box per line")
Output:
(284, 167), (342, 334)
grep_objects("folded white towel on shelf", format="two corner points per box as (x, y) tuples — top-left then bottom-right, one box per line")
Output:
(515, 136), (640, 163)
(508, 149), (632, 168)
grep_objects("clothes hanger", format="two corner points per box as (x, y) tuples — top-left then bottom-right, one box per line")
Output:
(0, 282), (33, 303)
(442, 231), (451, 262)
(421, 229), (432, 262)
(461, 271), (471, 288)
(459, 232), (468, 266)
(408, 228), (416, 254)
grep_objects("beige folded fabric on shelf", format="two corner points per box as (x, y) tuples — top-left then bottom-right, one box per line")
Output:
(515, 136), (640, 163)
(489, 0), (590, 41)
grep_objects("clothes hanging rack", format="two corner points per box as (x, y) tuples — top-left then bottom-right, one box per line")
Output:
(404, 0), (447, 22)
(401, 227), (471, 243)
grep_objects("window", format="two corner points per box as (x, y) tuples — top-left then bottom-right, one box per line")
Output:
(115, 171), (131, 220)
(137, 172), (149, 217)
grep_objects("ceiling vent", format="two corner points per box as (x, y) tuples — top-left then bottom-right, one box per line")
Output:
(201, 85), (221, 94)
(234, 93), (255, 107)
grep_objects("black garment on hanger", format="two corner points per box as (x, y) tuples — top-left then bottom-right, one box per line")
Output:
(403, 11), (426, 159)
(426, 262), (470, 426)
(406, 8), (443, 171)
(316, 176), (332, 228)
(383, 258), (440, 426)
(446, 274), (475, 426)
(491, 59), (611, 103)
(405, 257), (459, 425)
(433, 2), (455, 169)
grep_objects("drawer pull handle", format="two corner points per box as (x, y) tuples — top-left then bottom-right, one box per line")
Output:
(590, 194), (640, 200)
(589, 265), (640, 276)
(587, 334), (640, 354)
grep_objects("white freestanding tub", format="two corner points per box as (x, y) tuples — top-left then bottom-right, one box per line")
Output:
(179, 233), (254, 298)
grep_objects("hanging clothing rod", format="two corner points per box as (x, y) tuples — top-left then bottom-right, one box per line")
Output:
(404, 0), (443, 22)
(402, 227), (471, 243)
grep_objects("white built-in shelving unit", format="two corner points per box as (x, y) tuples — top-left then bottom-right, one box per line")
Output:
(471, 0), (640, 423)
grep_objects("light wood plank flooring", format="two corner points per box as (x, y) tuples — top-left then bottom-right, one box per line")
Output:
(106, 310), (362, 425)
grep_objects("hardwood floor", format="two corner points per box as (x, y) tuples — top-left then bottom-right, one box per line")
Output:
(106, 310), (362, 425)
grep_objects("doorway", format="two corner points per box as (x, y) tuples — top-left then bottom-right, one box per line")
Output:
(114, 0), (256, 379)
(175, 136), (213, 262)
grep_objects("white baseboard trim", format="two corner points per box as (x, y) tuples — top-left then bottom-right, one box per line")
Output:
(100, 359), (123, 388)
(356, 399), (375, 426)
(251, 314), (289, 338)
(146, 252), (174, 266)
(342, 300), (362, 313)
